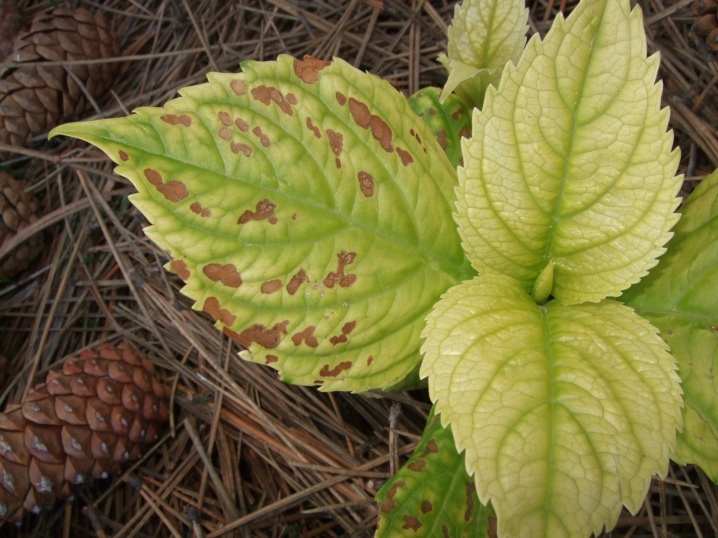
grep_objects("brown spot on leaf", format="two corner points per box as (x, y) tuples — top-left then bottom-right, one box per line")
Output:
(261, 279), (282, 294)
(348, 98), (371, 128)
(161, 114), (192, 126)
(335, 158), (342, 169)
(266, 354), (279, 364)
(287, 269), (309, 295)
(144, 168), (162, 186)
(292, 326), (319, 348)
(252, 126), (270, 147)
(203, 263), (242, 288)
(238, 199), (276, 224)
(319, 361), (352, 377)
(293, 55), (332, 84)
(235, 118), (249, 132)
(358, 171), (374, 197)
(218, 111), (232, 126)
(252, 85), (293, 116)
(190, 202), (212, 218)
(452, 109), (465, 120)
(465, 482), (477, 522)
(219, 127), (232, 140)
(367, 356), (374, 366)
(119, 150), (129, 161)
(437, 129), (448, 150)
(421, 501), (433, 514)
(396, 147), (413, 166)
(442, 525), (450, 538)
(203, 297), (237, 326)
(231, 142), (252, 157)
(324, 250), (357, 289)
(381, 480), (406, 513)
(425, 439), (439, 455)
(231, 320), (289, 349)
(342, 321), (356, 334)
(230, 80), (247, 96)
(459, 124), (471, 139)
(428, 107), (436, 115)
(169, 259), (190, 281)
(157, 181), (189, 202)
(408, 459), (427, 472)
(410, 129), (422, 144)
(370, 116), (393, 152)
(402, 516), (421, 531)
(329, 334), (347, 346)
(326, 129), (344, 156)
(286, 93), (298, 105)
(314, 380), (324, 385)
(306, 117), (321, 138)
(269, 217), (278, 224)
(336, 92), (347, 106)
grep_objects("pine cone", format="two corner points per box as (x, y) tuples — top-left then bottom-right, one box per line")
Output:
(0, 8), (121, 149)
(0, 343), (170, 524)
(690, 0), (718, 53)
(0, 170), (43, 279)
(0, 1), (22, 59)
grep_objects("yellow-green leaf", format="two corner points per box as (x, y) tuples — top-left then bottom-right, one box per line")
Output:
(622, 169), (718, 479)
(51, 55), (473, 391)
(456, 0), (682, 304)
(421, 274), (682, 537)
(439, 0), (528, 106)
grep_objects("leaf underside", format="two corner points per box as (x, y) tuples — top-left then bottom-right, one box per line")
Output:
(622, 169), (718, 480)
(51, 55), (473, 391)
(439, 0), (528, 106)
(456, 0), (682, 304)
(421, 274), (682, 538)
(375, 407), (493, 537)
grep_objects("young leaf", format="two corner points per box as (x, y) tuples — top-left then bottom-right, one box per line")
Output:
(621, 169), (718, 480)
(438, 0), (528, 106)
(376, 407), (493, 537)
(408, 87), (472, 169)
(456, 0), (682, 304)
(421, 274), (682, 537)
(51, 55), (474, 391)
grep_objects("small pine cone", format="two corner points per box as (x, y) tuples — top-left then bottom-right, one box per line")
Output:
(0, 1), (22, 59)
(0, 8), (121, 149)
(690, 1), (718, 52)
(0, 170), (43, 279)
(0, 343), (170, 524)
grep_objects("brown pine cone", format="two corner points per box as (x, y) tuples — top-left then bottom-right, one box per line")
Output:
(0, 343), (170, 524)
(0, 1), (22, 60)
(690, 0), (718, 52)
(0, 8), (121, 149)
(0, 170), (43, 279)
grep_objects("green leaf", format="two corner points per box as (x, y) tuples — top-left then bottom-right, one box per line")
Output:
(51, 55), (474, 391)
(438, 0), (528, 106)
(408, 87), (472, 169)
(421, 274), (682, 537)
(456, 0), (682, 305)
(622, 169), (718, 480)
(376, 406), (493, 537)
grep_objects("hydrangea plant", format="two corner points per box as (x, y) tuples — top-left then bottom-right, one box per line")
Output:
(51, 0), (718, 535)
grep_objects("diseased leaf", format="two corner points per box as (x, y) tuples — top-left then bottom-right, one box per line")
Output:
(438, 0), (528, 106)
(421, 274), (682, 538)
(408, 87), (472, 169)
(456, 0), (682, 304)
(376, 406), (493, 538)
(51, 55), (474, 391)
(622, 169), (718, 480)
